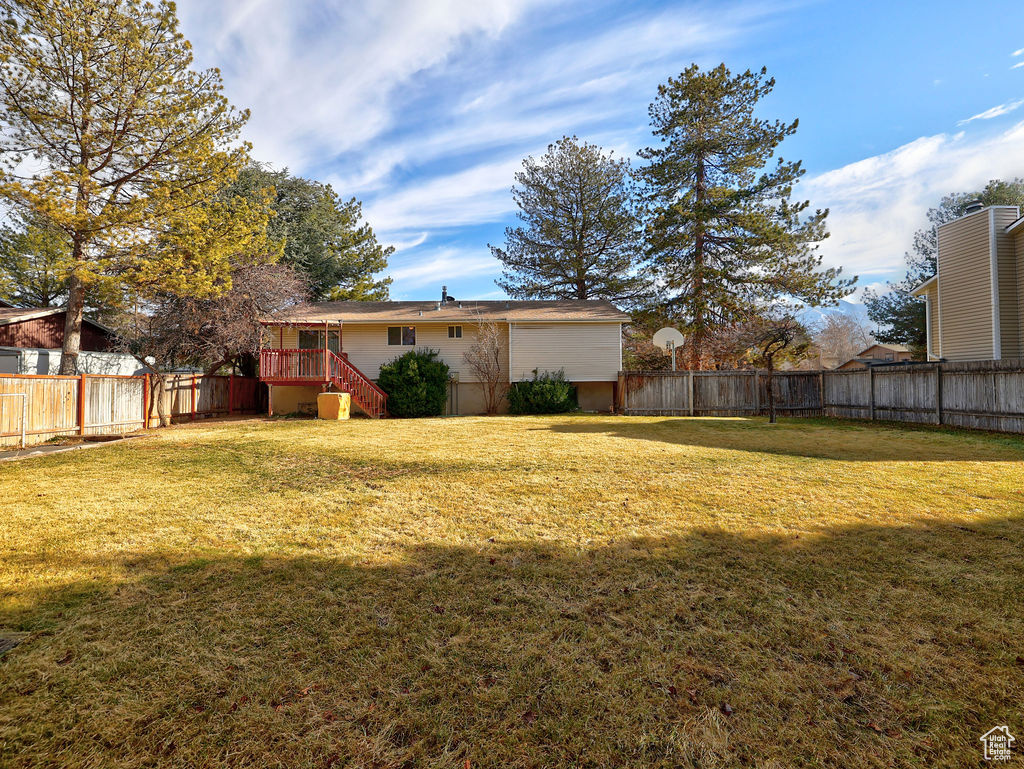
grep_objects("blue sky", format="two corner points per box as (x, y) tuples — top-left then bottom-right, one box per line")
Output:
(176, 0), (1024, 302)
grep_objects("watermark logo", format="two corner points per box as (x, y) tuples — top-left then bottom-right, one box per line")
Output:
(980, 726), (1015, 761)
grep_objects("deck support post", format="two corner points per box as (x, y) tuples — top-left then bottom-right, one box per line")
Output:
(267, 384), (273, 416)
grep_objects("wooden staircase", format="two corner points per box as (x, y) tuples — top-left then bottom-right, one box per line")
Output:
(327, 350), (388, 418)
(259, 349), (388, 418)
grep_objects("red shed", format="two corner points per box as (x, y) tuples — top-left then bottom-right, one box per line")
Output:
(0, 307), (115, 351)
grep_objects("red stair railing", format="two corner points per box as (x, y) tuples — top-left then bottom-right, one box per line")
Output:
(328, 350), (388, 418)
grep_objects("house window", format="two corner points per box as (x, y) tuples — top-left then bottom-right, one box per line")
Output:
(298, 330), (339, 353)
(388, 326), (416, 346)
(448, 325), (462, 339)
(885, 353), (894, 361)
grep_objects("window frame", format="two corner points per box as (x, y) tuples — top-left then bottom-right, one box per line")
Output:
(298, 329), (340, 353)
(388, 326), (416, 346)
(448, 325), (463, 339)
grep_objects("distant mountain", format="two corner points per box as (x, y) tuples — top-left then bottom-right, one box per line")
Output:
(796, 300), (872, 330)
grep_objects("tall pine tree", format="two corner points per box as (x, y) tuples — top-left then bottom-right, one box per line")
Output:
(0, 0), (263, 373)
(640, 65), (853, 368)
(490, 136), (648, 305)
(224, 165), (392, 301)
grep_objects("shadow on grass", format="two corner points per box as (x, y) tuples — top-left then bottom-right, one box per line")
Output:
(3, 515), (1023, 768)
(539, 416), (1024, 462)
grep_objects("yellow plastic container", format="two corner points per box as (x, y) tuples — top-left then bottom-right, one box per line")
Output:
(317, 392), (351, 420)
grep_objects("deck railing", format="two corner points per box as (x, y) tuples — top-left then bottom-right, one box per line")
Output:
(259, 349), (328, 381)
(259, 348), (388, 417)
(328, 350), (388, 418)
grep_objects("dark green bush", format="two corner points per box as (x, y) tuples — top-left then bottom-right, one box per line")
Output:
(507, 369), (578, 414)
(377, 348), (450, 418)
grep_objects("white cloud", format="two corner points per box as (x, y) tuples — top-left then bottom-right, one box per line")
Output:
(957, 99), (1024, 124)
(387, 248), (501, 292)
(962, 100), (1024, 124)
(175, 0), (552, 171)
(1013, 48), (1024, 57)
(806, 121), (1024, 280)
(387, 232), (430, 252)
(363, 156), (524, 236)
(1012, 61), (1024, 70)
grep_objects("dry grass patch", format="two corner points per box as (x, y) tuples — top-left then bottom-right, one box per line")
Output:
(1, 415), (1023, 767)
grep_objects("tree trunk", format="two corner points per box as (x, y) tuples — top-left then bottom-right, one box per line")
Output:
(689, 155), (707, 371)
(152, 374), (169, 427)
(59, 268), (86, 374)
(205, 357), (232, 377)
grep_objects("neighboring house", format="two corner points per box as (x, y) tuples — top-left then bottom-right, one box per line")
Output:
(260, 290), (629, 416)
(836, 343), (914, 370)
(0, 306), (145, 375)
(912, 202), (1024, 361)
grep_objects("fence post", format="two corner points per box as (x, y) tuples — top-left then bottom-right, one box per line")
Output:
(143, 373), (150, 429)
(688, 370), (695, 416)
(868, 366), (876, 421)
(228, 374), (235, 414)
(78, 373), (87, 435)
(191, 374), (197, 421)
(752, 370), (760, 415)
(818, 370), (825, 416)
(935, 364), (943, 425)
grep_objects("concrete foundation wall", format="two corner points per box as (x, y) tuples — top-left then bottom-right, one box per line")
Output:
(270, 384), (322, 415)
(576, 381), (615, 412)
(270, 380), (615, 417)
(448, 382), (510, 415)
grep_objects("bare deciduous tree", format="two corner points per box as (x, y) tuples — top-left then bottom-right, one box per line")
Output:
(810, 312), (873, 368)
(736, 315), (811, 423)
(114, 261), (307, 425)
(463, 319), (508, 415)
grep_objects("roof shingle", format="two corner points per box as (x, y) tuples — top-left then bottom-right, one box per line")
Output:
(266, 299), (630, 324)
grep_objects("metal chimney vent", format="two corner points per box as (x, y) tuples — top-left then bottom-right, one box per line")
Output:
(964, 199), (984, 215)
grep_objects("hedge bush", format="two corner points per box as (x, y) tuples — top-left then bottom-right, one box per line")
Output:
(507, 369), (578, 414)
(377, 348), (450, 417)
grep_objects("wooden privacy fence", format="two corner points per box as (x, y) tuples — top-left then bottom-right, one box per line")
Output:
(618, 370), (823, 417)
(0, 373), (262, 448)
(618, 360), (1024, 434)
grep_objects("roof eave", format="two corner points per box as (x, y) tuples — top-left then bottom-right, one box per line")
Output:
(0, 308), (63, 326)
(910, 275), (937, 296)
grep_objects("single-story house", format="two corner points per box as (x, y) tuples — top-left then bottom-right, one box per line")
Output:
(912, 202), (1024, 361)
(260, 291), (629, 417)
(0, 306), (145, 375)
(836, 343), (914, 370)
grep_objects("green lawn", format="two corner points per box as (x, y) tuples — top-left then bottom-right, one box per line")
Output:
(2, 415), (1023, 768)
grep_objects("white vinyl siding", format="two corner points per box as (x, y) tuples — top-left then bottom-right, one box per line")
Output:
(267, 327), (300, 348)
(339, 323), (507, 382)
(937, 211), (995, 361)
(509, 322), (621, 382)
